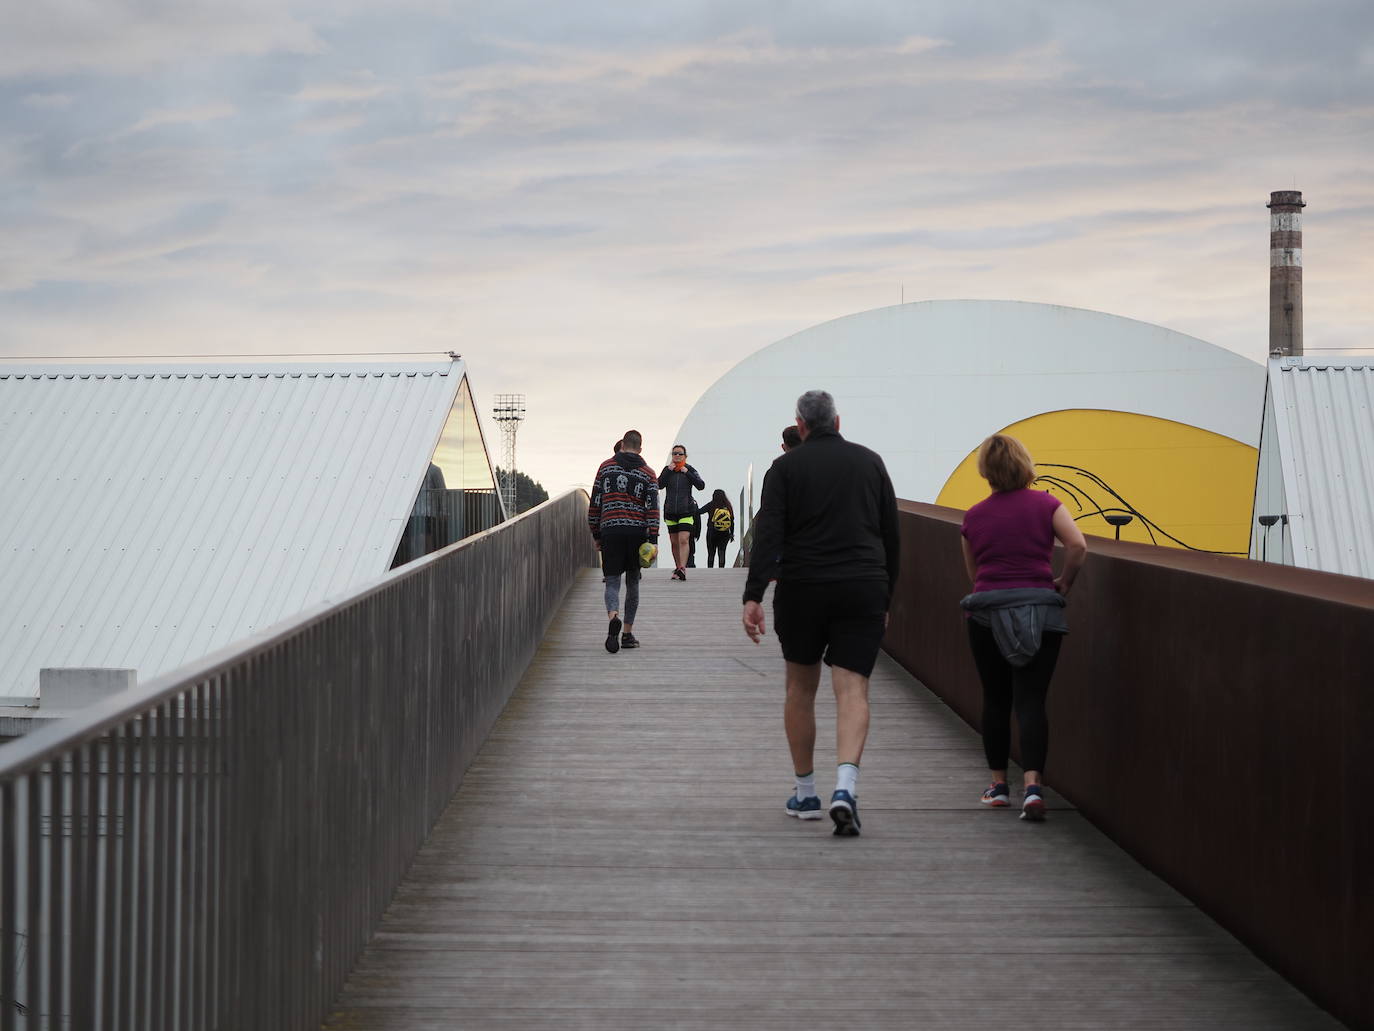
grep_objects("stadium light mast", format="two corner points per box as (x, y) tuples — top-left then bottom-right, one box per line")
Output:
(491, 393), (526, 518)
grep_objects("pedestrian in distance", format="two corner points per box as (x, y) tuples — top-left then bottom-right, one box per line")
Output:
(960, 433), (1087, 821)
(781, 425), (801, 453)
(593, 439), (624, 478)
(702, 489), (735, 568)
(688, 496), (703, 568)
(658, 444), (704, 580)
(588, 430), (659, 653)
(742, 390), (900, 837)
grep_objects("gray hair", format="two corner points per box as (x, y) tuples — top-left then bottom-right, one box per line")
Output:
(795, 390), (837, 432)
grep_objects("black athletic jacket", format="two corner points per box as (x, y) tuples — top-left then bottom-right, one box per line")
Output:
(743, 425), (900, 604)
(657, 463), (705, 517)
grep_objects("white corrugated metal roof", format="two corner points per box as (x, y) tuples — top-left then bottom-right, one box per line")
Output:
(0, 361), (464, 702)
(1268, 356), (1374, 577)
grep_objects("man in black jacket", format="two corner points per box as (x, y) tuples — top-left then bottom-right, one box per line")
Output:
(742, 390), (900, 837)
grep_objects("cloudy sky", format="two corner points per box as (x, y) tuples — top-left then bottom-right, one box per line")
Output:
(3, 1), (1372, 495)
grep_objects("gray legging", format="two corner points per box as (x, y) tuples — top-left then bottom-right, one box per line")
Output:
(604, 570), (640, 626)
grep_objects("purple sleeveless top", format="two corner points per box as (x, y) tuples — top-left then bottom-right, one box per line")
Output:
(960, 488), (1062, 593)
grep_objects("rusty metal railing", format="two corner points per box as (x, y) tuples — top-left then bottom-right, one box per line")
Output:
(0, 490), (594, 1030)
(883, 499), (1374, 1031)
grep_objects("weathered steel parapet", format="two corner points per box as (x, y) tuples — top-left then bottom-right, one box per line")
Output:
(884, 498), (1374, 1031)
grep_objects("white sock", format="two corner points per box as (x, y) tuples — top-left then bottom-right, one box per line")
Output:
(836, 763), (859, 796)
(795, 772), (816, 801)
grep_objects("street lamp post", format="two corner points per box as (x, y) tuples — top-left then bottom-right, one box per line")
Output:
(1258, 514), (1288, 562)
(1104, 513), (1134, 541)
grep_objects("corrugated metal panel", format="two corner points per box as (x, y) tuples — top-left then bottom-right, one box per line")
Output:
(0, 362), (463, 701)
(1270, 357), (1374, 578)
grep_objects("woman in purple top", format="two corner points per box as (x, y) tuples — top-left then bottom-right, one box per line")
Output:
(960, 434), (1087, 820)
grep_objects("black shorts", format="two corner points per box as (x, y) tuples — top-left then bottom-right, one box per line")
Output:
(773, 579), (888, 677)
(600, 535), (643, 580)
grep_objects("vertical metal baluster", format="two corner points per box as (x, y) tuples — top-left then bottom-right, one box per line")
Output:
(213, 676), (231, 1031)
(184, 685), (202, 1031)
(258, 654), (275, 1030)
(47, 758), (65, 1031)
(135, 717), (152, 1031)
(257, 657), (272, 1031)
(285, 647), (299, 1029)
(156, 701), (175, 1031)
(118, 726), (136, 1030)
(1, 780), (15, 1031)
(227, 671), (245, 1030)
(283, 648), (296, 1028)
(71, 743), (97, 1030)
(101, 727), (123, 1030)
(208, 678), (224, 1031)
(149, 707), (165, 1031)
(25, 773), (40, 1031)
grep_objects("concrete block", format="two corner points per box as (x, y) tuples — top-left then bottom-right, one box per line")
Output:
(39, 668), (137, 709)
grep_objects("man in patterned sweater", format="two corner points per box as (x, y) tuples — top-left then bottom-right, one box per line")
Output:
(588, 429), (660, 653)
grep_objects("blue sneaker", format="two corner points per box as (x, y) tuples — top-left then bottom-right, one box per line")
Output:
(785, 794), (823, 820)
(1020, 784), (1047, 822)
(829, 789), (861, 836)
(980, 781), (1010, 807)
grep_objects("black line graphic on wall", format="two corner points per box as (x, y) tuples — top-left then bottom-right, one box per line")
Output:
(1033, 463), (1245, 556)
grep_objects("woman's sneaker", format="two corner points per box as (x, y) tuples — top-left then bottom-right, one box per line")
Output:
(980, 782), (1010, 807)
(785, 794), (823, 820)
(1020, 785), (1047, 822)
(604, 616), (622, 654)
(620, 632), (640, 649)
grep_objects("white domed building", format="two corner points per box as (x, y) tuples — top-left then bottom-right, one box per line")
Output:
(675, 300), (1266, 565)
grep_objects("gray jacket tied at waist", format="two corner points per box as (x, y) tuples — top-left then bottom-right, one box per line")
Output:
(960, 588), (1067, 668)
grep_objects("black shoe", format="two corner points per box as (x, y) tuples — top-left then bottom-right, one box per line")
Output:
(605, 616), (622, 653)
(672, 567), (686, 580)
(620, 632), (640, 649)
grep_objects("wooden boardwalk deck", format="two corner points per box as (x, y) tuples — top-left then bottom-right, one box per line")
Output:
(325, 568), (1337, 1030)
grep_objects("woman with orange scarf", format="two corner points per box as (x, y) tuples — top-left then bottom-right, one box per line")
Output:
(658, 444), (705, 579)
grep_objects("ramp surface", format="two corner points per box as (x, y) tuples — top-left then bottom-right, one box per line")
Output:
(325, 567), (1336, 1029)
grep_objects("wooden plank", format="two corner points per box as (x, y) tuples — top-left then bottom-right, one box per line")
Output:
(324, 568), (1338, 1030)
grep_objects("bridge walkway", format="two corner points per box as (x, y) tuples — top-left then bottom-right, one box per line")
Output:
(325, 567), (1335, 1030)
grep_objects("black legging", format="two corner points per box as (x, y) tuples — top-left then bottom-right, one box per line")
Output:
(966, 621), (1063, 774)
(706, 534), (728, 567)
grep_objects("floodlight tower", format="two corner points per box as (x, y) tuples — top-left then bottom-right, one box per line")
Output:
(491, 393), (526, 517)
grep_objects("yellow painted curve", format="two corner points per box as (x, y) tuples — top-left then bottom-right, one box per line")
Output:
(935, 410), (1258, 553)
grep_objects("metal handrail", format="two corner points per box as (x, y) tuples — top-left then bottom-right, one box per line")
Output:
(0, 490), (595, 1030)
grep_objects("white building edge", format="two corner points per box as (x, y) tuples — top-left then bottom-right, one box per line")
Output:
(0, 359), (501, 707)
(1250, 355), (1374, 578)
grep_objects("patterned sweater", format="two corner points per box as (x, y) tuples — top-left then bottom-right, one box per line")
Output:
(589, 452), (660, 541)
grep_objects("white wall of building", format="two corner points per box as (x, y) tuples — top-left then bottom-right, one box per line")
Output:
(674, 300), (1266, 565)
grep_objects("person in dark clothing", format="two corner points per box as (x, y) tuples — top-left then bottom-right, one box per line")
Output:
(688, 499), (703, 567)
(743, 390), (899, 837)
(781, 425), (801, 452)
(702, 489), (735, 567)
(588, 429), (659, 653)
(658, 444), (704, 580)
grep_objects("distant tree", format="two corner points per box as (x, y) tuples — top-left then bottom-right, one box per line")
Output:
(494, 467), (550, 514)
